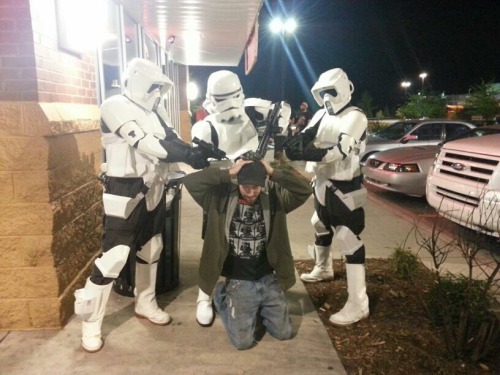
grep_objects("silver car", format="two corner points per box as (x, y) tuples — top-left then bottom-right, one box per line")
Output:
(360, 119), (476, 164)
(363, 125), (500, 197)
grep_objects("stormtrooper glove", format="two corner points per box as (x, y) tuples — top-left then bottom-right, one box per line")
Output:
(163, 139), (210, 169)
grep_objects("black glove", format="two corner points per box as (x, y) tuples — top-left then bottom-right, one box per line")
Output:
(162, 139), (209, 169)
(284, 131), (327, 162)
(284, 135), (306, 160)
(185, 147), (210, 169)
(303, 146), (328, 161)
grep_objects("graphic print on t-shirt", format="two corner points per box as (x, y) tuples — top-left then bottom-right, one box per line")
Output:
(228, 200), (266, 259)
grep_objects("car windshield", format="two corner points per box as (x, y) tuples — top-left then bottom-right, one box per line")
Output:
(374, 121), (418, 140)
(441, 126), (500, 145)
(455, 127), (500, 139)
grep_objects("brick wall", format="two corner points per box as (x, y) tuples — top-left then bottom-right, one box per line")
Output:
(0, 0), (102, 329)
(0, 0), (96, 104)
(0, 0), (37, 101)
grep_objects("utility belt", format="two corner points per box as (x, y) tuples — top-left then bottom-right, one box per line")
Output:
(329, 184), (367, 212)
(101, 171), (185, 219)
(314, 175), (366, 211)
(330, 176), (365, 211)
(102, 171), (157, 219)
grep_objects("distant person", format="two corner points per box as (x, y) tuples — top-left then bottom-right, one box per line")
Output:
(285, 68), (369, 326)
(195, 106), (209, 122)
(290, 101), (312, 135)
(183, 159), (312, 349)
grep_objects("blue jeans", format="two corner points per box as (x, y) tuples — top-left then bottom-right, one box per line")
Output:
(213, 273), (292, 350)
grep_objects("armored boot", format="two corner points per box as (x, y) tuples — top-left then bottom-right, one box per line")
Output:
(134, 262), (172, 325)
(74, 278), (113, 353)
(329, 263), (369, 326)
(300, 244), (334, 282)
(196, 288), (215, 327)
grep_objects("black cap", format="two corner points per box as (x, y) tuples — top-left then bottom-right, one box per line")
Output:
(237, 162), (267, 187)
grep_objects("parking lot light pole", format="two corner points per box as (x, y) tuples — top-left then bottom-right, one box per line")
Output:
(419, 72), (428, 92)
(270, 17), (297, 100)
(401, 81), (411, 98)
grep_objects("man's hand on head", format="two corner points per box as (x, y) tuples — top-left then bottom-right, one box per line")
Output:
(260, 160), (274, 177)
(229, 159), (253, 179)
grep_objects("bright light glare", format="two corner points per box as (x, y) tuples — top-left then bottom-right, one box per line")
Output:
(270, 17), (297, 34)
(57, 0), (105, 52)
(187, 81), (199, 101)
(419, 72), (428, 79)
(401, 81), (411, 88)
(270, 18), (283, 33)
(183, 31), (201, 63)
(284, 19), (297, 33)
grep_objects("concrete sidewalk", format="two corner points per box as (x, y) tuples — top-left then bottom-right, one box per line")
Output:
(0, 158), (482, 375)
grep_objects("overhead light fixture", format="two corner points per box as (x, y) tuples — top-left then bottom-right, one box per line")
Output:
(55, 0), (105, 54)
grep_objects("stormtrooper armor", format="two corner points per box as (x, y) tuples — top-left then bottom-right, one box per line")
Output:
(74, 58), (210, 353)
(285, 68), (369, 326)
(192, 70), (257, 160)
(191, 70), (291, 326)
(203, 70), (246, 121)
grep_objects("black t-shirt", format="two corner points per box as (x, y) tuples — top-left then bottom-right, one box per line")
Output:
(221, 199), (273, 280)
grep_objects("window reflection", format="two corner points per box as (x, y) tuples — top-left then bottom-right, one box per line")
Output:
(144, 34), (158, 64)
(123, 12), (139, 65)
(95, 1), (182, 134)
(101, 1), (121, 99)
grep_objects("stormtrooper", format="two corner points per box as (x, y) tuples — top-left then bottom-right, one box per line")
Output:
(191, 70), (291, 327)
(284, 68), (369, 326)
(74, 58), (210, 353)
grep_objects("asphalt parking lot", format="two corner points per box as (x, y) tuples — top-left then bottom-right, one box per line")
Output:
(365, 184), (500, 254)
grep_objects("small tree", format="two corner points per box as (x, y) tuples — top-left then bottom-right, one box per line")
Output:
(397, 93), (447, 119)
(412, 198), (500, 362)
(464, 80), (500, 121)
(356, 91), (375, 118)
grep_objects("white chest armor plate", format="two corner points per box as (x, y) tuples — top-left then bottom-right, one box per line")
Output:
(102, 100), (167, 178)
(305, 107), (367, 183)
(192, 113), (258, 160)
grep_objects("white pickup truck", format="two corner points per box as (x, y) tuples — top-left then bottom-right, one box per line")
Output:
(426, 133), (500, 237)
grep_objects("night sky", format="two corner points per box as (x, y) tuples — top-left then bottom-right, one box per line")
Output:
(190, 0), (500, 115)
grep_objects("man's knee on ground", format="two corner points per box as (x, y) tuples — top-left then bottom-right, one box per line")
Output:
(232, 336), (255, 350)
(268, 323), (293, 341)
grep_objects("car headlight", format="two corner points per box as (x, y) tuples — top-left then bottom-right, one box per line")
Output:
(383, 163), (420, 172)
(368, 159), (383, 168)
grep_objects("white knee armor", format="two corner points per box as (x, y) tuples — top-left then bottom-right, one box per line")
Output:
(136, 233), (163, 264)
(311, 211), (330, 237)
(335, 226), (363, 256)
(95, 245), (130, 278)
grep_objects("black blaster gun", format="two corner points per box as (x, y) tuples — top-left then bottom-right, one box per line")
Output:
(192, 136), (227, 161)
(240, 102), (282, 161)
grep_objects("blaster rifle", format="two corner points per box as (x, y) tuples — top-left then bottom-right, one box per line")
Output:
(240, 102), (282, 161)
(192, 136), (227, 160)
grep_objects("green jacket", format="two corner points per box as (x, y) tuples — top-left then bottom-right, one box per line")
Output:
(184, 166), (312, 294)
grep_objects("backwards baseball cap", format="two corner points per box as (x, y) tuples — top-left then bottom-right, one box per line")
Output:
(237, 162), (267, 187)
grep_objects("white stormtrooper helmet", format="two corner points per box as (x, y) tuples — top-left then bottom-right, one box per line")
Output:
(311, 68), (354, 115)
(123, 58), (173, 111)
(204, 70), (245, 121)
